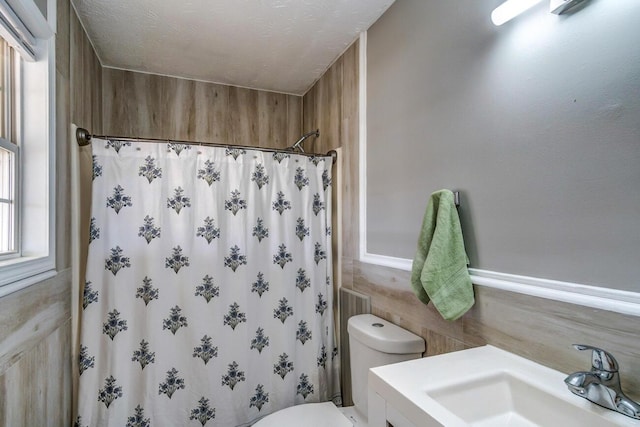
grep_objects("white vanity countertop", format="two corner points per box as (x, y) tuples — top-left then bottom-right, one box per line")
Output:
(369, 345), (640, 427)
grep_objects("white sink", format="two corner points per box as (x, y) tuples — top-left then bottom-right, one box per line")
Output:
(368, 345), (640, 427)
(426, 371), (619, 426)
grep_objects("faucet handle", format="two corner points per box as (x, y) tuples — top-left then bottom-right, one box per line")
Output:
(572, 344), (619, 373)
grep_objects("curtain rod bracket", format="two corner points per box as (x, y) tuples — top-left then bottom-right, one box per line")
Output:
(76, 127), (92, 146)
(328, 149), (338, 165)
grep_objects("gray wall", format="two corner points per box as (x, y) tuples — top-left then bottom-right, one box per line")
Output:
(366, 0), (640, 292)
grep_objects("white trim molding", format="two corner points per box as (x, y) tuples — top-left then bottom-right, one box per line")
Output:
(467, 269), (640, 317)
(358, 254), (640, 317)
(360, 253), (412, 271)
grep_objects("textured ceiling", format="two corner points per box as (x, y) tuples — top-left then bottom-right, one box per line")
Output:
(71, 0), (395, 95)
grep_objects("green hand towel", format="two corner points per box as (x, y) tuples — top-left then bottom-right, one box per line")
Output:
(410, 190), (474, 321)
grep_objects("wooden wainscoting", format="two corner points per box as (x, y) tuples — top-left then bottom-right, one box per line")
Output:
(352, 260), (640, 401)
(0, 270), (72, 426)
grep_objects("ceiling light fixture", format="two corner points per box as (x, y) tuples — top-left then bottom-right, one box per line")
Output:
(549, 0), (587, 14)
(491, 0), (544, 26)
(491, 0), (588, 26)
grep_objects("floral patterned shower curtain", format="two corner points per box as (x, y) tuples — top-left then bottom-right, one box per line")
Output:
(76, 138), (339, 427)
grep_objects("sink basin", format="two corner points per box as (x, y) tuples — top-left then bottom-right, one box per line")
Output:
(368, 345), (640, 427)
(426, 371), (619, 426)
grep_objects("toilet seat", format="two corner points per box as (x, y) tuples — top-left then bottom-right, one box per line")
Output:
(252, 402), (353, 427)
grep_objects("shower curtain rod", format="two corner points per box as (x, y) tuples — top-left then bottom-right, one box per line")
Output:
(75, 127), (337, 164)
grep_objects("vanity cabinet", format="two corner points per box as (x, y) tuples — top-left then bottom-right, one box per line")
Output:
(369, 388), (423, 427)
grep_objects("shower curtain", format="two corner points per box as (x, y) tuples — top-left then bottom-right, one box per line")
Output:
(76, 138), (339, 427)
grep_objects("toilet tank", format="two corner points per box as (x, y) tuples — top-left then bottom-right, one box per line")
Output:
(347, 314), (425, 418)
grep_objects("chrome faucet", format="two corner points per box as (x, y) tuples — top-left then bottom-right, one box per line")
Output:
(564, 344), (640, 419)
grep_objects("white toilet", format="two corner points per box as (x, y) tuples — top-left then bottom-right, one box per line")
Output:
(253, 314), (425, 426)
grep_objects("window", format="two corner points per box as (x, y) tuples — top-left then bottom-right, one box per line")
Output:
(0, 0), (55, 295)
(0, 139), (18, 256)
(0, 38), (18, 258)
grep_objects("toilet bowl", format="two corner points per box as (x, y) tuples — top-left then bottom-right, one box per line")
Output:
(253, 314), (425, 426)
(252, 402), (353, 427)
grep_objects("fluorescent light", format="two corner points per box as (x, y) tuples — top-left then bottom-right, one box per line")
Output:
(491, 0), (545, 26)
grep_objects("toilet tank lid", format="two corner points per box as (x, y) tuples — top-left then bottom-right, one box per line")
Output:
(347, 314), (425, 355)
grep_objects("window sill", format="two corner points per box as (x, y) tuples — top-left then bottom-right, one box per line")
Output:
(0, 255), (56, 298)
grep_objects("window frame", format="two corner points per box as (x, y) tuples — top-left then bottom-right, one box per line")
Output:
(0, 0), (56, 296)
(0, 36), (19, 260)
(0, 137), (19, 259)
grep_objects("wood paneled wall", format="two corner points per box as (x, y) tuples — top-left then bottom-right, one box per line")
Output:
(69, 3), (104, 426)
(70, 1), (102, 360)
(303, 40), (360, 289)
(70, 5), (102, 133)
(302, 40), (364, 404)
(307, 39), (640, 402)
(353, 262), (640, 399)
(303, 41), (359, 154)
(0, 272), (72, 424)
(102, 69), (302, 148)
(0, 0), (102, 425)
